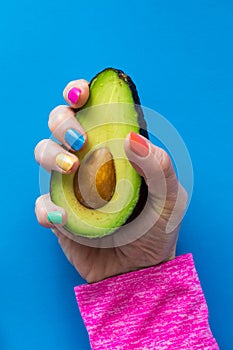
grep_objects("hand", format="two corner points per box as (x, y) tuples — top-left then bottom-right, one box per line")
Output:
(34, 78), (188, 283)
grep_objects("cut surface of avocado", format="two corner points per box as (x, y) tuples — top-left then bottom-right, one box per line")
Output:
(50, 68), (148, 238)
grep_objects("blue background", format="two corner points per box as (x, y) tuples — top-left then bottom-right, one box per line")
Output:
(1, 0), (232, 349)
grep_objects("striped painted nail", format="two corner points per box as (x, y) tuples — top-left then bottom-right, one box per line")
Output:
(65, 128), (85, 151)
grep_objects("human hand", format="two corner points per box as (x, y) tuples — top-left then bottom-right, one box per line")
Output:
(34, 78), (187, 283)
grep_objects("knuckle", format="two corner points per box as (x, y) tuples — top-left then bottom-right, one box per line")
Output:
(48, 105), (68, 131)
(36, 193), (50, 207)
(156, 148), (172, 173)
(37, 206), (48, 226)
(37, 217), (46, 227)
(35, 194), (45, 210)
(161, 152), (171, 171)
(35, 196), (41, 208)
(34, 139), (50, 162)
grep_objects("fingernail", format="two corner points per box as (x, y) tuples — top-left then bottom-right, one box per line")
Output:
(65, 128), (85, 151)
(55, 153), (76, 172)
(129, 132), (149, 157)
(68, 87), (81, 104)
(47, 211), (63, 224)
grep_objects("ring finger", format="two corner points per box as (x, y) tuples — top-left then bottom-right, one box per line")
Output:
(34, 139), (79, 173)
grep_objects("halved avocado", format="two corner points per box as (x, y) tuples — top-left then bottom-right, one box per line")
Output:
(50, 68), (148, 238)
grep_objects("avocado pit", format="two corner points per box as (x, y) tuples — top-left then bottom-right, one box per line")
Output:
(73, 147), (116, 209)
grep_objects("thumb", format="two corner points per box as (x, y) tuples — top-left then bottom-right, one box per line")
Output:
(124, 132), (178, 200)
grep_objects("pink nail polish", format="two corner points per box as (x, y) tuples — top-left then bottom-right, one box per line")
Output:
(68, 87), (81, 104)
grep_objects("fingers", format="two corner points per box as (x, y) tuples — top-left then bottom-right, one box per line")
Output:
(35, 194), (67, 228)
(124, 132), (178, 199)
(34, 139), (79, 173)
(63, 79), (89, 108)
(48, 105), (87, 151)
(49, 79), (89, 151)
(35, 79), (89, 228)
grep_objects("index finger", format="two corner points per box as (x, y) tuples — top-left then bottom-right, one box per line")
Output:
(63, 79), (89, 108)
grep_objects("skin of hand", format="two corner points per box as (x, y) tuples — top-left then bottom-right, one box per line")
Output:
(34, 79), (188, 283)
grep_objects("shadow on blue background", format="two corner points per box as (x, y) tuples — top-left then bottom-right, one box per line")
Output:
(1, 1), (232, 349)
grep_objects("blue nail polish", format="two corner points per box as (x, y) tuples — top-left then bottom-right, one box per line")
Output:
(65, 129), (85, 151)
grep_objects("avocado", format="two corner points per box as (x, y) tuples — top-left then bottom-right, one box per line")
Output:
(50, 68), (148, 238)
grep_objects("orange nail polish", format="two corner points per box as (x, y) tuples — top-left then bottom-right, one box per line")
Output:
(129, 132), (149, 157)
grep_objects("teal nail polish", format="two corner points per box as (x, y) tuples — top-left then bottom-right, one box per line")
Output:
(65, 128), (85, 151)
(47, 211), (63, 224)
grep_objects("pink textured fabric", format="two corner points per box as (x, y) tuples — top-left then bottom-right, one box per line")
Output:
(75, 254), (219, 349)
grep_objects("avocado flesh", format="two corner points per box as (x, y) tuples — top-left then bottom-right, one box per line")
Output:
(50, 68), (147, 238)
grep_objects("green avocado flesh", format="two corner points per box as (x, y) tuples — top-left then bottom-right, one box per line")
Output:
(50, 68), (147, 238)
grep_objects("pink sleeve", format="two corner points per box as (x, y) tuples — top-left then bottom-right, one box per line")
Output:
(74, 253), (219, 350)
